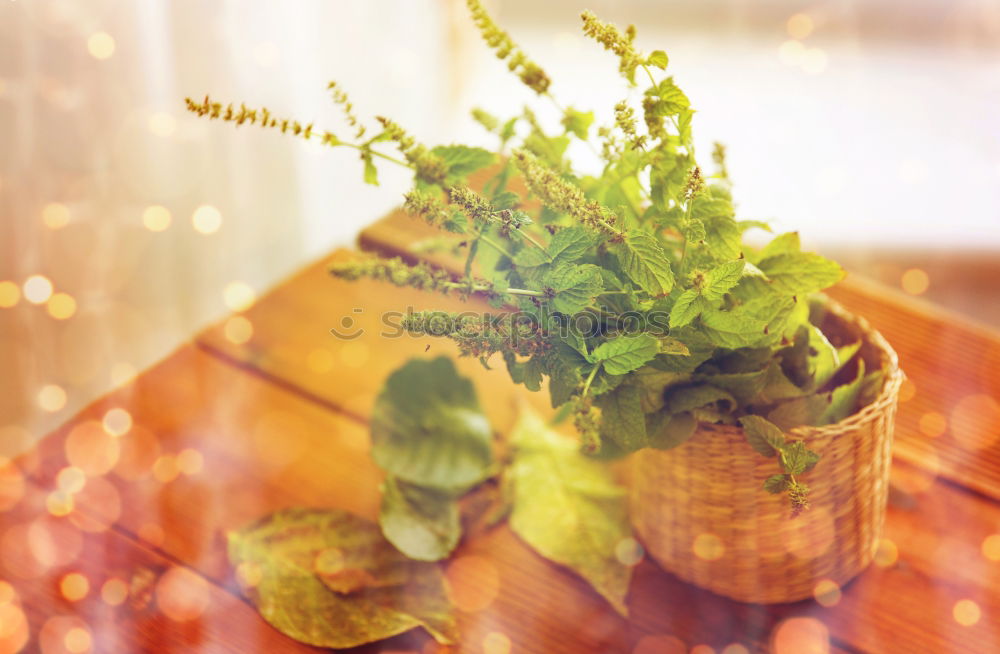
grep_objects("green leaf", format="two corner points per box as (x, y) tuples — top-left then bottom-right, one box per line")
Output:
(644, 77), (690, 115)
(562, 107), (595, 140)
(588, 334), (660, 375)
(379, 477), (460, 562)
(431, 145), (495, 183)
(228, 508), (458, 648)
(596, 384), (647, 452)
(780, 440), (821, 475)
(647, 50), (669, 69)
(700, 295), (796, 349)
(702, 260), (746, 301)
(664, 384), (735, 415)
(698, 367), (770, 407)
(669, 289), (705, 329)
(757, 231), (801, 261)
(701, 215), (742, 261)
(820, 359), (866, 425)
(371, 357), (493, 490)
(738, 415), (787, 457)
(616, 230), (675, 297)
(544, 264), (604, 314)
(362, 151), (378, 186)
(759, 252), (845, 295)
(547, 226), (595, 266)
(763, 474), (790, 493)
(546, 342), (585, 408)
(766, 394), (828, 430)
(646, 411), (697, 449)
(508, 407), (633, 616)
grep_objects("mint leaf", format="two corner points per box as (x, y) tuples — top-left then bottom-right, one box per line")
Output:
(779, 440), (820, 475)
(544, 264), (603, 314)
(669, 289), (704, 328)
(616, 230), (675, 297)
(759, 252), (845, 295)
(379, 477), (460, 561)
(757, 231), (801, 261)
(738, 415), (786, 457)
(702, 260), (746, 301)
(509, 407), (633, 616)
(371, 357), (493, 490)
(596, 384), (647, 451)
(546, 342), (586, 408)
(644, 77), (690, 115)
(431, 145), (495, 184)
(547, 226), (595, 266)
(561, 107), (595, 140)
(763, 474), (790, 493)
(588, 333), (659, 375)
(820, 359), (866, 425)
(701, 215), (742, 261)
(647, 50), (669, 69)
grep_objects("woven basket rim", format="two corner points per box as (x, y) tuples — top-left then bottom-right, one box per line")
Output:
(696, 297), (903, 442)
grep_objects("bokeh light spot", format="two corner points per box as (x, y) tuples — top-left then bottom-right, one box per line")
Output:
(982, 534), (1000, 561)
(176, 449), (204, 476)
(786, 13), (814, 39)
(772, 617), (830, 654)
(633, 635), (686, 654)
(38, 385), (68, 413)
(46, 491), (74, 517)
(47, 293), (77, 320)
(56, 467), (86, 495)
(0, 281), (20, 308)
(113, 425), (160, 481)
(0, 462), (25, 512)
(192, 205), (222, 234)
(142, 205), (171, 232)
(306, 348), (335, 373)
(42, 203), (71, 230)
(339, 342), (369, 368)
(951, 394), (1000, 451)
(28, 517), (83, 569)
(898, 378), (916, 402)
(874, 538), (898, 567)
(901, 268), (930, 295)
(148, 112), (177, 138)
(152, 456), (180, 483)
(692, 533), (725, 561)
(102, 408), (132, 438)
(813, 579), (841, 607)
(615, 537), (644, 566)
(722, 644), (750, 654)
(223, 282), (256, 312)
(60, 573), (89, 602)
(690, 646), (715, 654)
(65, 421), (120, 475)
(482, 631), (511, 654)
(445, 555), (499, 612)
(918, 412), (947, 438)
(224, 316), (253, 345)
(64, 626), (92, 653)
(24, 275), (54, 304)
(953, 599), (981, 626)
(778, 40), (804, 66)
(101, 578), (128, 606)
(68, 476), (121, 533)
(87, 32), (116, 59)
(0, 602), (29, 653)
(156, 567), (210, 622)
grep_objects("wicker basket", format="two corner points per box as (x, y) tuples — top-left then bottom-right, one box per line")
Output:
(628, 300), (903, 604)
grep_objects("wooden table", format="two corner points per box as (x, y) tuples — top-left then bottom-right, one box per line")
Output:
(4, 211), (999, 654)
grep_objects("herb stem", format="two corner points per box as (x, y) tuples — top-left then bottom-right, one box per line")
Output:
(581, 364), (600, 397)
(342, 142), (413, 169)
(479, 234), (516, 259)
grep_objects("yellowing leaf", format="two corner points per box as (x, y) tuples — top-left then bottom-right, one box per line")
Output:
(228, 508), (458, 648)
(508, 407), (633, 616)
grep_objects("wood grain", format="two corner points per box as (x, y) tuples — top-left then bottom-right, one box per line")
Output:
(358, 211), (1000, 502)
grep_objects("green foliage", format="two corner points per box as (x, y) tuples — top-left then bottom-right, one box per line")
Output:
(739, 415), (821, 512)
(193, 4), (881, 518)
(508, 406), (633, 615)
(227, 508), (458, 648)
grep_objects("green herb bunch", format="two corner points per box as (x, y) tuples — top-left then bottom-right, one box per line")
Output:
(187, 2), (886, 513)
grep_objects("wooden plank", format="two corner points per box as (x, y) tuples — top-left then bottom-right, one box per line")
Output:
(20, 344), (996, 652)
(0, 479), (323, 653)
(358, 211), (1000, 501)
